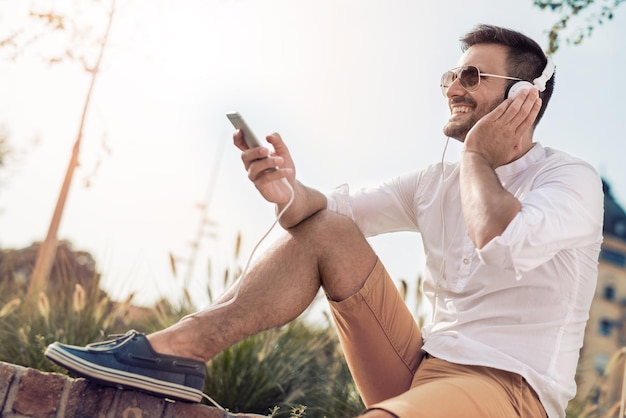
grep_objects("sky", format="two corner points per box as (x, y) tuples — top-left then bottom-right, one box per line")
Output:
(0, 0), (625, 315)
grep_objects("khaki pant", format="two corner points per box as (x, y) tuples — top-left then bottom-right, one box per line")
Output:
(329, 259), (547, 418)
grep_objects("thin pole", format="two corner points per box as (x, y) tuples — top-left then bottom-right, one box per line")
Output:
(27, 0), (116, 302)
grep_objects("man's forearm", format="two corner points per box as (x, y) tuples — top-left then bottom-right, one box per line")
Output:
(460, 151), (521, 248)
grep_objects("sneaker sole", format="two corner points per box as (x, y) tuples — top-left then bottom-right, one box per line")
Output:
(45, 344), (203, 402)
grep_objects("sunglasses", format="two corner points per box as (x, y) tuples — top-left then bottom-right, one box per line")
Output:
(440, 66), (523, 97)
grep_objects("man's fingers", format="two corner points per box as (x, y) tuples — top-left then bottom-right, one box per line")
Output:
(233, 129), (247, 150)
(516, 96), (542, 136)
(249, 156), (287, 180)
(494, 88), (539, 129)
(510, 88), (540, 133)
(266, 132), (289, 156)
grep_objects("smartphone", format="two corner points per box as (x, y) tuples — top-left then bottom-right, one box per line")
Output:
(227, 111), (288, 186)
(226, 112), (262, 149)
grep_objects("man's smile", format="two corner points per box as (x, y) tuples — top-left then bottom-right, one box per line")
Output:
(451, 105), (473, 114)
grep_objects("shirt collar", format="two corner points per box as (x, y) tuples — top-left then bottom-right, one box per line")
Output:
(495, 142), (544, 178)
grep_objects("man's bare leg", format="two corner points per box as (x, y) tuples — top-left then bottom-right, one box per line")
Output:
(147, 210), (377, 363)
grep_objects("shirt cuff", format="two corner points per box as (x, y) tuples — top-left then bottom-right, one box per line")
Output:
(325, 183), (353, 217)
(475, 214), (522, 279)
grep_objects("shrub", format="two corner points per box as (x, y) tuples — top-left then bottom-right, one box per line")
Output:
(0, 241), (365, 417)
(205, 320), (364, 417)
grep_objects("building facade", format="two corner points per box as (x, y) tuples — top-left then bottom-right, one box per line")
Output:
(577, 180), (626, 406)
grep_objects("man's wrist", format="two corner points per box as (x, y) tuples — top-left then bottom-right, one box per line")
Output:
(462, 147), (495, 169)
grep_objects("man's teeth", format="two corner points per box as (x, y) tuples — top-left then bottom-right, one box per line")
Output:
(453, 106), (472, 114)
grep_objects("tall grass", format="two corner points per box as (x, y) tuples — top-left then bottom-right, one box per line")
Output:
(0, 274), (132, 373)
(565, 348), (626, 418)
(0, 238), (618, 417)
(0, 238), (364, 417)
(205, 320), (363, 417)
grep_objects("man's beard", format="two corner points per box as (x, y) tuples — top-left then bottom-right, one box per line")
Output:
(442, 114), (479, 142)
(442, 96), (503, 141)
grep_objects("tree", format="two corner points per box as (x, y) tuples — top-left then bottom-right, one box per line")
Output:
(534, 0), (625, 54)
(0, 0), (117, 302)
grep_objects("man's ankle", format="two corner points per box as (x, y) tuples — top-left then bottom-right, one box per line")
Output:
(146, 328), (207, 363)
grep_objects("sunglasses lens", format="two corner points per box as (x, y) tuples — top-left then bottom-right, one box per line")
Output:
(458, 66), (480, 90)
(440, 66), (480, 96)
(440, 71), (455, 96)
(441, 71), (454, 87)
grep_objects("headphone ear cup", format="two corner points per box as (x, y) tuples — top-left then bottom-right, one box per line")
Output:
(507, 81), (534, 99)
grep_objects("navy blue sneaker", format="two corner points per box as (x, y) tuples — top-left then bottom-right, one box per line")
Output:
(44, 330), (206, 402)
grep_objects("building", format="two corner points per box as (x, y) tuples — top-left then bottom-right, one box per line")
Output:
(577, 179), (626, 406)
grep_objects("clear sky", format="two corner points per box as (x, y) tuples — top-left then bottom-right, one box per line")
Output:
(1, 0), (624, 312)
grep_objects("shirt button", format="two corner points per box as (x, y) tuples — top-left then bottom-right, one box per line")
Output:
(463, 258), (469, 264)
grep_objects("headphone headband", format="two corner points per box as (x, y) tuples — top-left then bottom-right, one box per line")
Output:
(533, 56), (555, 92)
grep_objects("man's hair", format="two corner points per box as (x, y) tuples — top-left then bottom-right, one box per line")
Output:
(460, 24), (554, 126)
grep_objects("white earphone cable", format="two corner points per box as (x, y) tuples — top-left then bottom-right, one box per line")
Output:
(182, 178), (295, 319)
(432, 137), (451, 323)
(179, 178), (293, 412)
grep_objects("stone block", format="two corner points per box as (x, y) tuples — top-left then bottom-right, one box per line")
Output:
(164, 401), (226, 418)
(12, 367), (66, 418)
(0, 362), (17, 407)
(65, 378), (117, 418)
(113, 389), (168, 418)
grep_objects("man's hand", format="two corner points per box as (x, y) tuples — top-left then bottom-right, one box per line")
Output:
(464, 87), (542, 168)
(234, 131), (295, 206)
(233, 130), (327, 229)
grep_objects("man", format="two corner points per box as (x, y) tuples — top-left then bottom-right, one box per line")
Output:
(45, 24), (604, 417)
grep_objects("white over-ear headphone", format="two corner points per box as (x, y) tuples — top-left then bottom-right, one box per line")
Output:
(507, 56), (555, 99)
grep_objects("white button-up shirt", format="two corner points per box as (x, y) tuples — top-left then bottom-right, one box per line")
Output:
(326, 143), (604, 418)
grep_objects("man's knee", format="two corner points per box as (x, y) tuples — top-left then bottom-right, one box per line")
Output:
(290, 210), (360, 240)
(291, 210), (374, 260)
(288, 210), (377, 300)
(289, 210), (369, 253)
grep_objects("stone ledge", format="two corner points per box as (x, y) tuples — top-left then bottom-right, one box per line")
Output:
(0, 361), (263, 418)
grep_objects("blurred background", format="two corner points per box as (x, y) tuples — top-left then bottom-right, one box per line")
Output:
(0, 0), (624, 311)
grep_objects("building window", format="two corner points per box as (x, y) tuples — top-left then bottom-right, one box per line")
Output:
(599, 319), (613, 336)
(594, 352), (610, 376)
(600, 248), (626, 267)
(615, 220), (626, 238)
(604, 285), (616, 301)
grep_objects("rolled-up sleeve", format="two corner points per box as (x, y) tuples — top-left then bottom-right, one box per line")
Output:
(326, 183), (353, 218)
(477, 161), (604, 276)
(325, 170), (426, 237)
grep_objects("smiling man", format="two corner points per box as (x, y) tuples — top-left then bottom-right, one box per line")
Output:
(46, 25), (603, 418)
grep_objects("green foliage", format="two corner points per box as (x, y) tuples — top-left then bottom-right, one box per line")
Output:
(205, 321), (363, 417)
(0, 240), (364, 417)
(0, 289), (363, 417)
(566, 348), (626, 418)
(10, 235), (619, 417)
(534, 0), (625, 54)
(0, 276), (129, 373)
